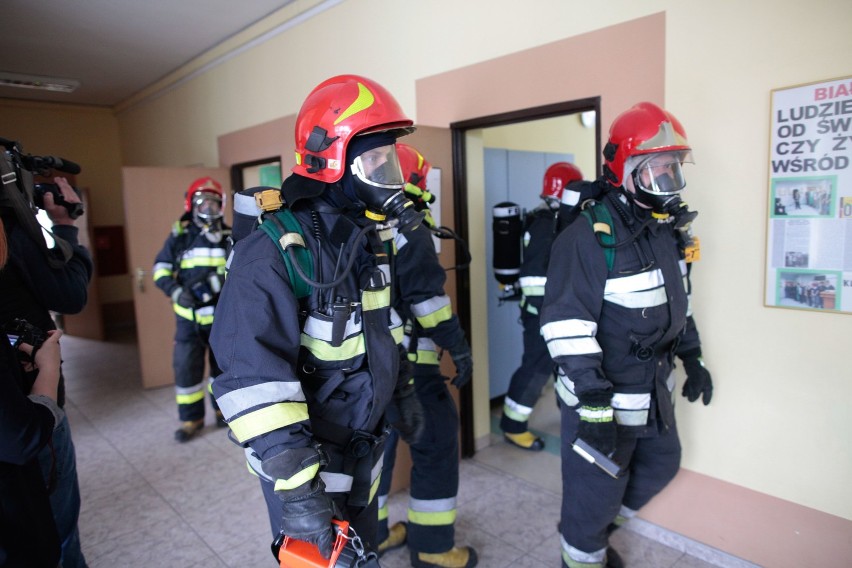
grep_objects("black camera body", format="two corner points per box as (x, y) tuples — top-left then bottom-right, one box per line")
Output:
(33, 182), (84, 219)
(5, 318), (46, 350)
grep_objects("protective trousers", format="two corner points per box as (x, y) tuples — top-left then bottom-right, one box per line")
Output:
(559, 401), (681, 568)
(500, 309), (555, 434)
(173, 318), (221, 422)
(377, 365), (460, 553)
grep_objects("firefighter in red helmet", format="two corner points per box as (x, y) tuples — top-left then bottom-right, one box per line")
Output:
(375, 142), (478, 568)
(153, 176), (229, 442)
(540, 102), (713, 567)
(500, 161), (583, 452)
(209, 75), (425, 561)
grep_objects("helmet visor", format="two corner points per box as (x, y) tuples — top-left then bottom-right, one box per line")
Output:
(193, 193), (222, 221)
(634, 151), (692, 195)
(350, 144), (405, 189)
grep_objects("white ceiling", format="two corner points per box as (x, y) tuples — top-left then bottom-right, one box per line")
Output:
(0, 0), (298, 107)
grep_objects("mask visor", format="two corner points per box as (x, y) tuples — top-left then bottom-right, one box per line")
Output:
(350, 144), (405, 189)
(634, 151), (691, 196)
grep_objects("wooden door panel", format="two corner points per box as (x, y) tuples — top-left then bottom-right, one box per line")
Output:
(122, 167), (228, 389)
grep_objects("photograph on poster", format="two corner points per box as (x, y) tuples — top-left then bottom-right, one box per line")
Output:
(765, 74), (852, 314)
(770, 176), (835, 218)
(777, 270), (840, 311)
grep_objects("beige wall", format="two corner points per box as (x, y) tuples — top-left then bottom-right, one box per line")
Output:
(0, 99), (131, 304)
(3, 0), (851, 562)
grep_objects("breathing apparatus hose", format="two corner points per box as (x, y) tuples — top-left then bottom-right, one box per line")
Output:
(287, 222), (376, 290)
(428, 224), (471, 271)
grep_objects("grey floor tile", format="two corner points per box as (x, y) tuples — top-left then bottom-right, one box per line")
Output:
(62, 331), (746, 568)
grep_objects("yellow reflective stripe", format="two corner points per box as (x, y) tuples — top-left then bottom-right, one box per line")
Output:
(415, 304), (453, 329)
(173, 304), (215, 325)
(391, 325), (404, 345)
(301, 333), (366, 361)
(176, 390), (205, 405)
(407, 508), (457, 527)
(273, 463), (319, 492)
(378, 503), (389, 521)
(415, 349), (440, 365)
(228, 402), (309, 444)
(362, 288), (390, 311)
(180, 257), (227, 269)
(503, 396), (533, 422)
(334, 81), (375, 125)
(368, 472), (381, 504)
(153, 268), (172, 281)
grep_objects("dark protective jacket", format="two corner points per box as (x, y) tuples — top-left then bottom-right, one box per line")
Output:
(518, 203), (561, 317)
(153, 219), (229, 326)
(0, 211), (93, 407)
(0, 332), (63, 567)
(540, 187), (701, 436)
(393, 223), (464, 365)
(210, 179), (405, 498)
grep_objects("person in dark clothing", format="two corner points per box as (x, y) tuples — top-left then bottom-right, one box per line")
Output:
(0, 213), (65, 568)
(153, 177), (229, 442)
(541, 102), (713, 568)
(210, 75), (425, 562)
(500, 162), (583, 451)
(0, 172), (92, 568)
(376, 143), (477, 568)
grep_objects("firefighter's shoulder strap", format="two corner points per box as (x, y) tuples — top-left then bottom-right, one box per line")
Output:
(579, 200), (616, 271)
(257, 207), (314, 299)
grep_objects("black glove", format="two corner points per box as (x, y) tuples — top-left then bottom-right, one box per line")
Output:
(170, 286), (196, 309)
(388, 383), (424, 445)
(680, 352), (713, 405)
(447, 338), (473, 388)
(279, 479), (337, 558)
(576, 391), (617, 457)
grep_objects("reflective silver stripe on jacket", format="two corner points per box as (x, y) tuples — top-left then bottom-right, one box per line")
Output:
(604, 261), (689, 309)
(519, 275), (547, 297)
(217, 381), (306, 420)
(542, 319), (601, 358)
(320, 454), (383, 494)
(555, 369), (674, 426)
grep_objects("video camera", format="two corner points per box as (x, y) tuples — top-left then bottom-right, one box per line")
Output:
(4, 318), (46, 350)
(0, 136), (83, 218)
(34, 182), (84, 219)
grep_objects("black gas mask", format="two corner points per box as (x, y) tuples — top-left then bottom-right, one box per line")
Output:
(342, 133), (424, 233)
(629, 152), (690, 215)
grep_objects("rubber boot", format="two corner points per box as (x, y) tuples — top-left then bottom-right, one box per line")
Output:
(503, 431), (545, 451)
(378, 521), (407, 556)
(411, 546), (478, 568)
(174, 419), (204, 443)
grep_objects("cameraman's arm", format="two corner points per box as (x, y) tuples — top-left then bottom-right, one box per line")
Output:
(43, 177), (81, 227)
(8, 201), (93, 314)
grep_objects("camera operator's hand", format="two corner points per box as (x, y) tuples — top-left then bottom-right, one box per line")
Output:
(44, 177), (81, 226)
(20, 329), (62, 401)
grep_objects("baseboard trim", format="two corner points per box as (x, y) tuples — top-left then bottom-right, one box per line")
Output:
(625, 517), (760, 567)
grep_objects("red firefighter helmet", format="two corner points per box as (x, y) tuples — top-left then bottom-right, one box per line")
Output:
(184, 177), (223, 212)
(602, 102), (691, 187)
(293, 75), (415, 184)
(541, 162), (583, 201)
(396, 143), (431, 190)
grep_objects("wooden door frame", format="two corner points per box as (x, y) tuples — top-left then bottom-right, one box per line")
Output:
(450, 97), (601, 457)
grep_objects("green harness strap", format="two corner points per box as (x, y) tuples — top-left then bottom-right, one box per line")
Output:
(257, 209), (314, 299)
(580, 201), (616, 272)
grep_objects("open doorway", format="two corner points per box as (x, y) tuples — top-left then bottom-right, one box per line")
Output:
(450, 99), (601, 456)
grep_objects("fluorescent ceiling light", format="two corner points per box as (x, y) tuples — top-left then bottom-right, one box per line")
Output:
(0, 71), (80, 93)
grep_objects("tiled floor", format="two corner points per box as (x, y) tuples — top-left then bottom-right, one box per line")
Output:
(61, 329), (759, 567)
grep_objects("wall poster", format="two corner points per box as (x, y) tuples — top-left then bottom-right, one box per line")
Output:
(766, 75), (852, 314)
